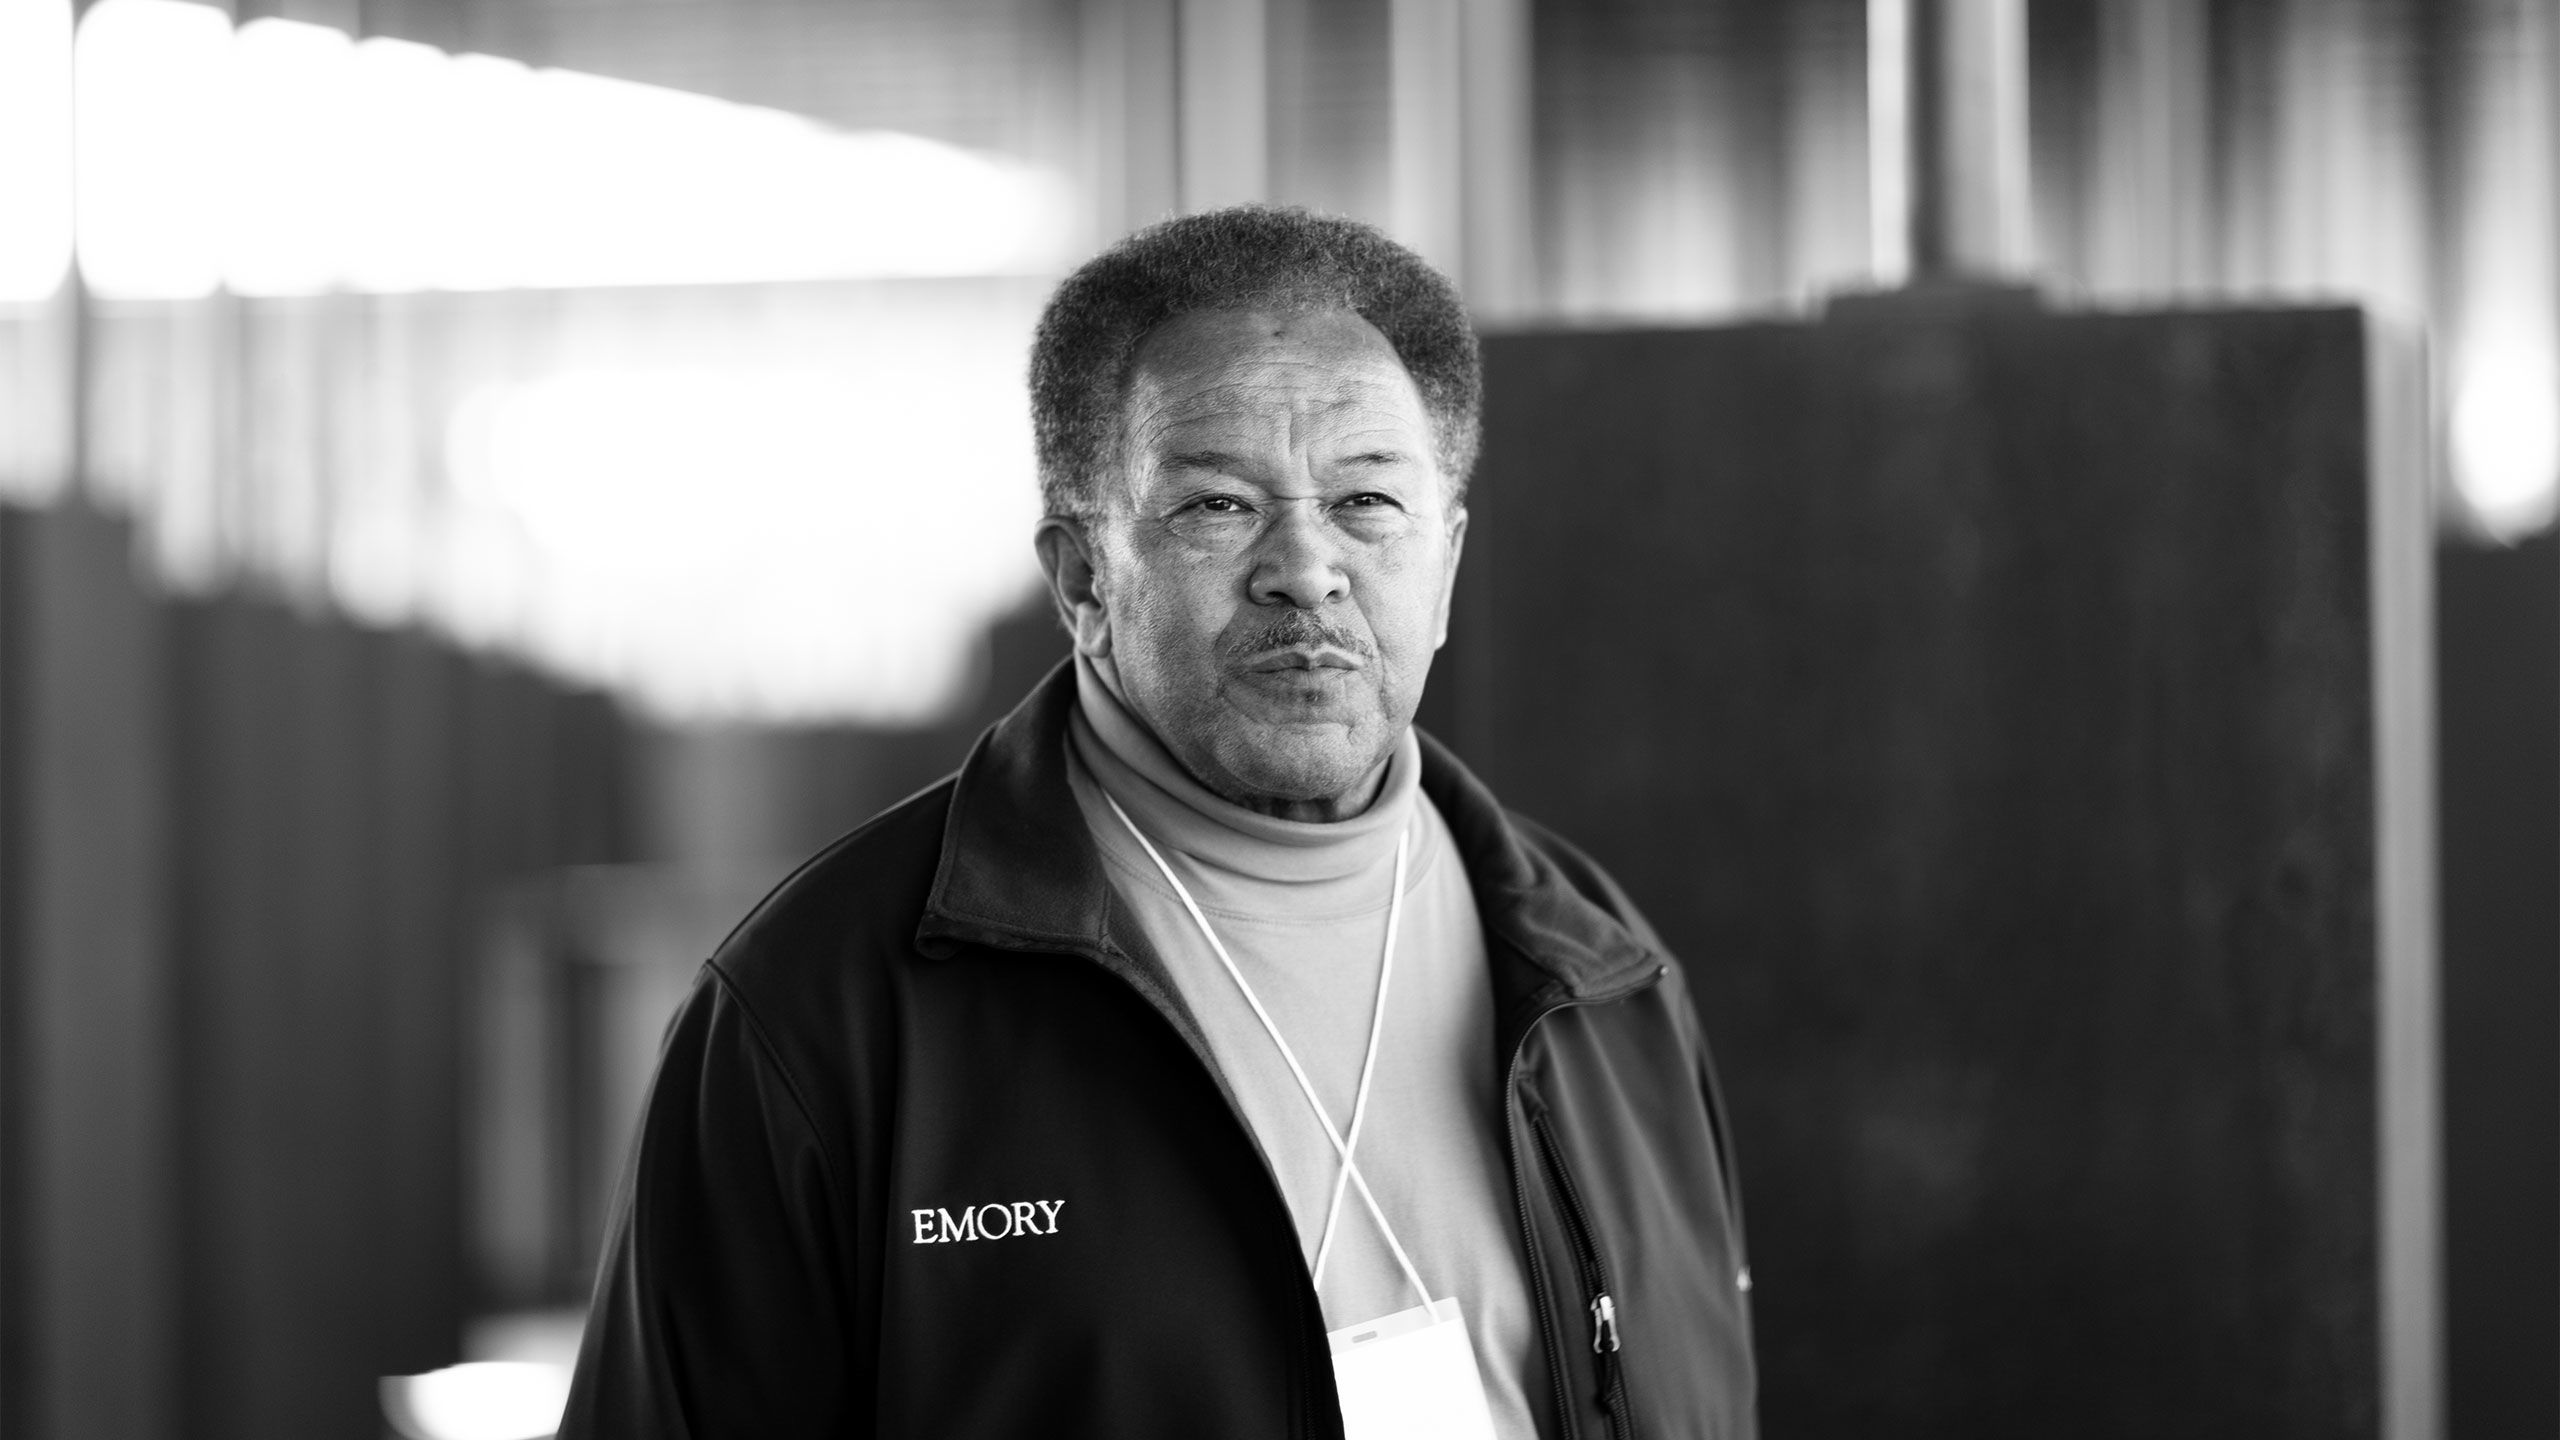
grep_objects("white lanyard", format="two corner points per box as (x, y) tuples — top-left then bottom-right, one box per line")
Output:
(1101, 791), (1431, 1308)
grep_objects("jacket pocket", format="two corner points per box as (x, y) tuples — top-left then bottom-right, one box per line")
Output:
(1531, 1108), (1634, 1440)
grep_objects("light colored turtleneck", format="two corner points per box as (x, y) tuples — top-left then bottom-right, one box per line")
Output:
(1062, 654), (1543, 1440)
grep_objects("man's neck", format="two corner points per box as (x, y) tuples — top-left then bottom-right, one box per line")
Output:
(1229, 763), (1388, 823)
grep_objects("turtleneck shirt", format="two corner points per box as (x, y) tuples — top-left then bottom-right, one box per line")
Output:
(1062, 654), (1543, 1440)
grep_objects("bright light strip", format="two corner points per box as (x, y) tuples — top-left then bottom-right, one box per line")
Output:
(2451, 343), (2560, 538)
(226, 17), (359, 297)
(2447, 0), (2560, 538)
(0, 0), (76, 301)
(73, 0), (1072, 297)
(76, 0), (230, 298)
(340, 35), (460, 292)
(444, 364), (1042, 721)
(380, 1361), (569, 1440)
(1865, 0), (1911, 286)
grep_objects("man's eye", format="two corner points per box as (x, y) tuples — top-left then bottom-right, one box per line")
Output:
(1194, 495), (1249, 514)
(1341, 492), (1398, 510)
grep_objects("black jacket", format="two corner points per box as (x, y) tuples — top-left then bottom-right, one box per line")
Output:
(560, 665), (1757, 1439)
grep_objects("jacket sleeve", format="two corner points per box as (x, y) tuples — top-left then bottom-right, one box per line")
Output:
(557, 963), (863, 1439)
(1668, 958), (1750, 1268)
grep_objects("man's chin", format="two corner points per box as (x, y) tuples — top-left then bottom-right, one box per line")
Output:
(1209, 724), (1393, 813)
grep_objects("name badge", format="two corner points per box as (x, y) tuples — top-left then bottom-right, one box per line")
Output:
(1326, 1298), (1498, 1440)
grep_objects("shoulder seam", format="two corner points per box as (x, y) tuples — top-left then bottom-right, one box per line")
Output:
(698, 956), (854, 1202)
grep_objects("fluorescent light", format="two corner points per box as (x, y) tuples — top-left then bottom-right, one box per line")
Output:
(2447, 0), (2558, 539)
(432, 51), (549, 293)
(225, 17), (358, 297)
(0, 0), (75, 302)
(72, 0), (1071, 297)
(2451, 344), (2560, 539)
(1865, 0), (1911, 286)
(75, 0), (231, 298)
(443, 363), (1041, 721)
(340, 36), (463, 292)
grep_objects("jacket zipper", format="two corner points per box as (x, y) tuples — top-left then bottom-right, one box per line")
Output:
(1084, 940), (1335, 1439)
(1533, 1109), (1634, 1440)
(1086, 930), (1666, 1440)
(1504, 966), (1662, 1440)
(1506, 1089), (1578, 1440)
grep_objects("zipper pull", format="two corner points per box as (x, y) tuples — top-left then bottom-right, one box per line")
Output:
(1590, 1292), (1620, 1354)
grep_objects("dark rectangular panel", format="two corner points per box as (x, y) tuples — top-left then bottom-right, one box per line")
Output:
(1439, 304), (2431, 1438)
(168, 599), (644, 1432)
(2435, 535), (2560, 1440)
(0, 504), (179, 1440)
(167, 596), (385, 1440)
(367, 629), (470, 1375)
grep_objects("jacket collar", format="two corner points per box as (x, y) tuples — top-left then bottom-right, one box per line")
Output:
(918, 661), (1660, 1003)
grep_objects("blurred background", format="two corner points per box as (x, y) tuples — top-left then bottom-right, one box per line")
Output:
(0, 0), (2552, 1437)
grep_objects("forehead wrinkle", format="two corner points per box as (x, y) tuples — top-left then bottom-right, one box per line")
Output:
(1147, 381), (1417, 444)
(1118, 310), (1436, 501)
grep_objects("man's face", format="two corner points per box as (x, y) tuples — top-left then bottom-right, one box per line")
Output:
(1049, 307), (1466, 819)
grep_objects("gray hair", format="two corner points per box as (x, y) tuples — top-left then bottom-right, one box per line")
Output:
(1029, 205), (1482, 522)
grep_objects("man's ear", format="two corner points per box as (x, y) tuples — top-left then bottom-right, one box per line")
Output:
(1433, 505), (1468, 650)
(1034, 515), (1113, 659)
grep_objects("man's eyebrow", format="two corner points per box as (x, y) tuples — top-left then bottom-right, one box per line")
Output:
(1158, 449), (1248, 474)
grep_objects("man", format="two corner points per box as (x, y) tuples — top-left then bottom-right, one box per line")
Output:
(560, 206), (1755, 1439)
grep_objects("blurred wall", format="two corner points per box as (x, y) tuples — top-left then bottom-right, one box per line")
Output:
(0, 501), (637, 1440)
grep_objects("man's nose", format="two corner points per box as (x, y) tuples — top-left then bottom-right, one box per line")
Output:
(1249, 502), (1350, 609)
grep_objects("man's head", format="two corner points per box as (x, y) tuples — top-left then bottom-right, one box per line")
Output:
(1030, 207), (1481, 822)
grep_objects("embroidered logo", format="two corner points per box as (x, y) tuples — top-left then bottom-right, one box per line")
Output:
(912, 1199), (1064, 1244)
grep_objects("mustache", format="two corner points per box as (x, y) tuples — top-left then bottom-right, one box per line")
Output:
(1225, 610), (1374, 662)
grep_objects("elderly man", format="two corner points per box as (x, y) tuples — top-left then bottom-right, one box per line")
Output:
(561, 207), (1755, 1440)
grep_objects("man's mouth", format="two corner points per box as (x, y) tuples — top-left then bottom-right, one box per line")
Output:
(1243, 646), (1365, 673)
